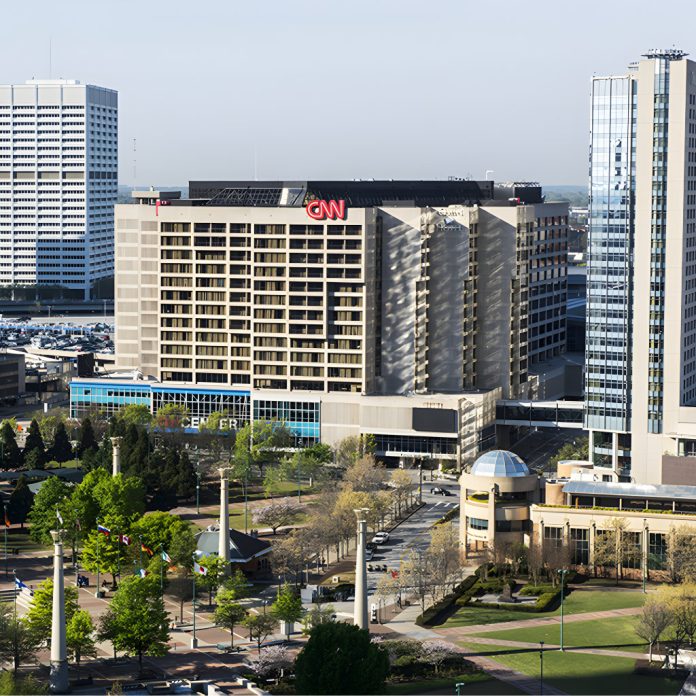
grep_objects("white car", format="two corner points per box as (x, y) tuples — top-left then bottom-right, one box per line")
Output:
(371, 532), (390, 545)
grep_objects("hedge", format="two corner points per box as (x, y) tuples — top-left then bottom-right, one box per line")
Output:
(414, 574), (478, 626)
(435, 504), (460, 525)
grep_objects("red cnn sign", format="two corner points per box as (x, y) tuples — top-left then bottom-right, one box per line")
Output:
(306, 199), (347, 221)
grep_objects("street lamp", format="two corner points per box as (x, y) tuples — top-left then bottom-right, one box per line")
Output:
(195, 464), (201, 515)
(557, 569), (568, 651)
(539, 641), (544, 695)
(455, 683), (466, 696)
(643, 519), (648, 594)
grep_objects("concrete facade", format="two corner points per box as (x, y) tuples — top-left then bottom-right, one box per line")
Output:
(0, 80), (117, 298)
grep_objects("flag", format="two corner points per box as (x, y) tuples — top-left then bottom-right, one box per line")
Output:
(138, 568), (149, 578)
(161, 550), (172, 564)
(4, 509), (9, 528)
(14, 577), (29, 591)
(56, 510), (64, 526)
(119, 534), (131, 546)
(193, 561), (207, 576)
(97, 524), (111, 536)
(141, 543), (154, 557)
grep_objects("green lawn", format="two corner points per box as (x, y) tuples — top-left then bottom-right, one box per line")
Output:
(386, 672), (522, 695)
(472, 615), (645, 653)
(222, 506), (309, 532)
(459, 641), (684, 695)
(439, 589), (646, 628)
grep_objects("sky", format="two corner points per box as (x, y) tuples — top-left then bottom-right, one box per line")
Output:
(4, 0), (696, 186)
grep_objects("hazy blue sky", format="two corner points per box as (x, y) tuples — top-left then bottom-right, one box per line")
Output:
(4, 0), (696, 185)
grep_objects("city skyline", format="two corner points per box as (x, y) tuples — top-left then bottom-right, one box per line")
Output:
(5, 0), (696, 186)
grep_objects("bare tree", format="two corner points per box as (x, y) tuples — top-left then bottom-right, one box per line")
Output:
(635, 598), (673, 663)
(252, 500), (302, 535)
(390, 469), (414, 516)
(427, 522), (461, 597)
(343, 455), (387, 493)
(400, 549), (436, 613)
(667, 526), (696, 582)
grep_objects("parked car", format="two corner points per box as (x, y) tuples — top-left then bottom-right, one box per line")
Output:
(366, 548), (374, 561)
(371, 532), (390, 545)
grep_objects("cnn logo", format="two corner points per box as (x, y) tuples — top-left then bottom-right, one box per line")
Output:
(306, 199), (347, 221)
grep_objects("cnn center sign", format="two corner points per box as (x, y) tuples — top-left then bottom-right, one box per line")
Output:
(305, 199), (347, 221)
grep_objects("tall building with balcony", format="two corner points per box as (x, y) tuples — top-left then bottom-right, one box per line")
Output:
(72, 179), (567, 468)
(0, 80), (117, 299)
(586, 50), (696, 484)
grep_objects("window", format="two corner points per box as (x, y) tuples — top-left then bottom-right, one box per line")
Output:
(570, 528), (589, 565)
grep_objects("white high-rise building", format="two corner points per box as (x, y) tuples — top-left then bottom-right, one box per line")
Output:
(0, 79), (117, 299)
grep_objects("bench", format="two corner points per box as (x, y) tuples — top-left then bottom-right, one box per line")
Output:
(216, 643), (243, 653)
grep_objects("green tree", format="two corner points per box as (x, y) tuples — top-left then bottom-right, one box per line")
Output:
(48, 421), (73, 463)
(6, 475), (32, 529)
(68, 468), (108, 535)
(0, 610), (41, 674)
(23, 418), (46, 468)
(0, 421), (21, 469)
(197, 555), (227, 607)
(0, 671), (48, 695)
(93, 473), (146, 530)
(25, 579), (79, 645)
(27, 476), (72, 544)
(272, 584), (303, 639)
(214, 586), (247, 649)
(548, 436), (589, 469)
(116, 404), (153, 428)
(97, 575), (170, 674)
(81, 531), (123, 588)
(67, 609), (97, 676)
(243, 612), (277, 653)
(295, 622), (389, 695)
(130, 511), (192, 554)
(77, 417), (98, 457)
(301, 604), (336, 635)
(222, 568), (250, 600)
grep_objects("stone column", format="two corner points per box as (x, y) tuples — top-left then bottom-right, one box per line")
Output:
(353, 508), (369, 630)
(218, 469), (230, 573)
(487, 485), (497, 549)
(111, 436), (122, 477)
(49, 530), (68, 694)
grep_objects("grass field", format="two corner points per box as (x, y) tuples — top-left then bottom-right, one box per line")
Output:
(472, 615), (645, 652)
(386, 672), (523, 695)
(459, 641), (684, 695)
(438, 589), (646, 628)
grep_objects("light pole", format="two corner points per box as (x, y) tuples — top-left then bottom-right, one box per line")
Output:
(195, 465), (201, 515)
(557, 569), (568, 651)
(539, 641), (544, 695)
(191, 571), (198, 649)
(643, 519), (648, 594)
(455, 683), (466, 696)
(418, 461), (423, 504)
(95, 518), (101, 598)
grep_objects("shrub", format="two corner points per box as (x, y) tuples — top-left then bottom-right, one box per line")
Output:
(520, 584), (555, 597)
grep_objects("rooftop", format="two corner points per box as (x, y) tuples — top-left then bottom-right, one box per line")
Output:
(470, 450), (530, 478)
(562, 479), (696, 502)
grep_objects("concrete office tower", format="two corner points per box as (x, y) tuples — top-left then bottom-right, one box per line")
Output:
(49, 530), (68, 694)
(78, 181), (568, 470)
(0, 80), (117, 299)
(586, 50), (696, 484)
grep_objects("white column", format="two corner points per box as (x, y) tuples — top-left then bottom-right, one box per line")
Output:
(49, 530), (68, 694)
(111, 436), (122, 477)
(218, 469), (230, 572)
(353, 508), (369, 630)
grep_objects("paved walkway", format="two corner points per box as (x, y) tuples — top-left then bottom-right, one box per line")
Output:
(434, 605), (643, 637)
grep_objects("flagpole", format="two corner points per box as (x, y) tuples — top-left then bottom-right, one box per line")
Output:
(3, 504), (7, 579)
(117, 532), (121, 581)
(95, 518), (100, 597)
(138, 535), (143, 572)
(192, 572), (197, 648)
(12, 569), (17, 671)
(158, 544), (164, 596)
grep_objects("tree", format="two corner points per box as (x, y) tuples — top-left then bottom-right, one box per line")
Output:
(295, 622), (389, 695)
(81, 531), (123, 588)
(25, 579), (79, 646)
(0, 671), (48, 695)
(67, 609), (97, 676)
(635, 597), (673, 663)
(272, 527), (316, 584)
(667, 526), (696, 582)
(0, 610), (41, 674)
(0, 421), (21, 469)
(389, 469), (414, 516)
(214, 587), (247, 649)
(253, 500), (302, 535)
(197, 555), (228, 607)
(248, 644), (292, 679)
(93, 473), (146, 531)
(23, 419), (46, 468)
(272, 584), (303, 639)
(343, 455), (387, 493)
(244, 612), (277, 653)
(548, 437), (589, 469)
(98, 575), (169, 673)
(48, 422), (73, 464)
(593, 518), (639, 583)
(77, 417), (98, 457)
(222, 568), (250, 600)
(400, 549), (436, 612)
(27, 476), (72, 544)
(420, 640), (458, 675)
(427, 522), (461, 599)
(131, 512), (194, 558)
(117, 404), (153, 428)
(302, 604), (336, 635)
(6, 475), (32, 529)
